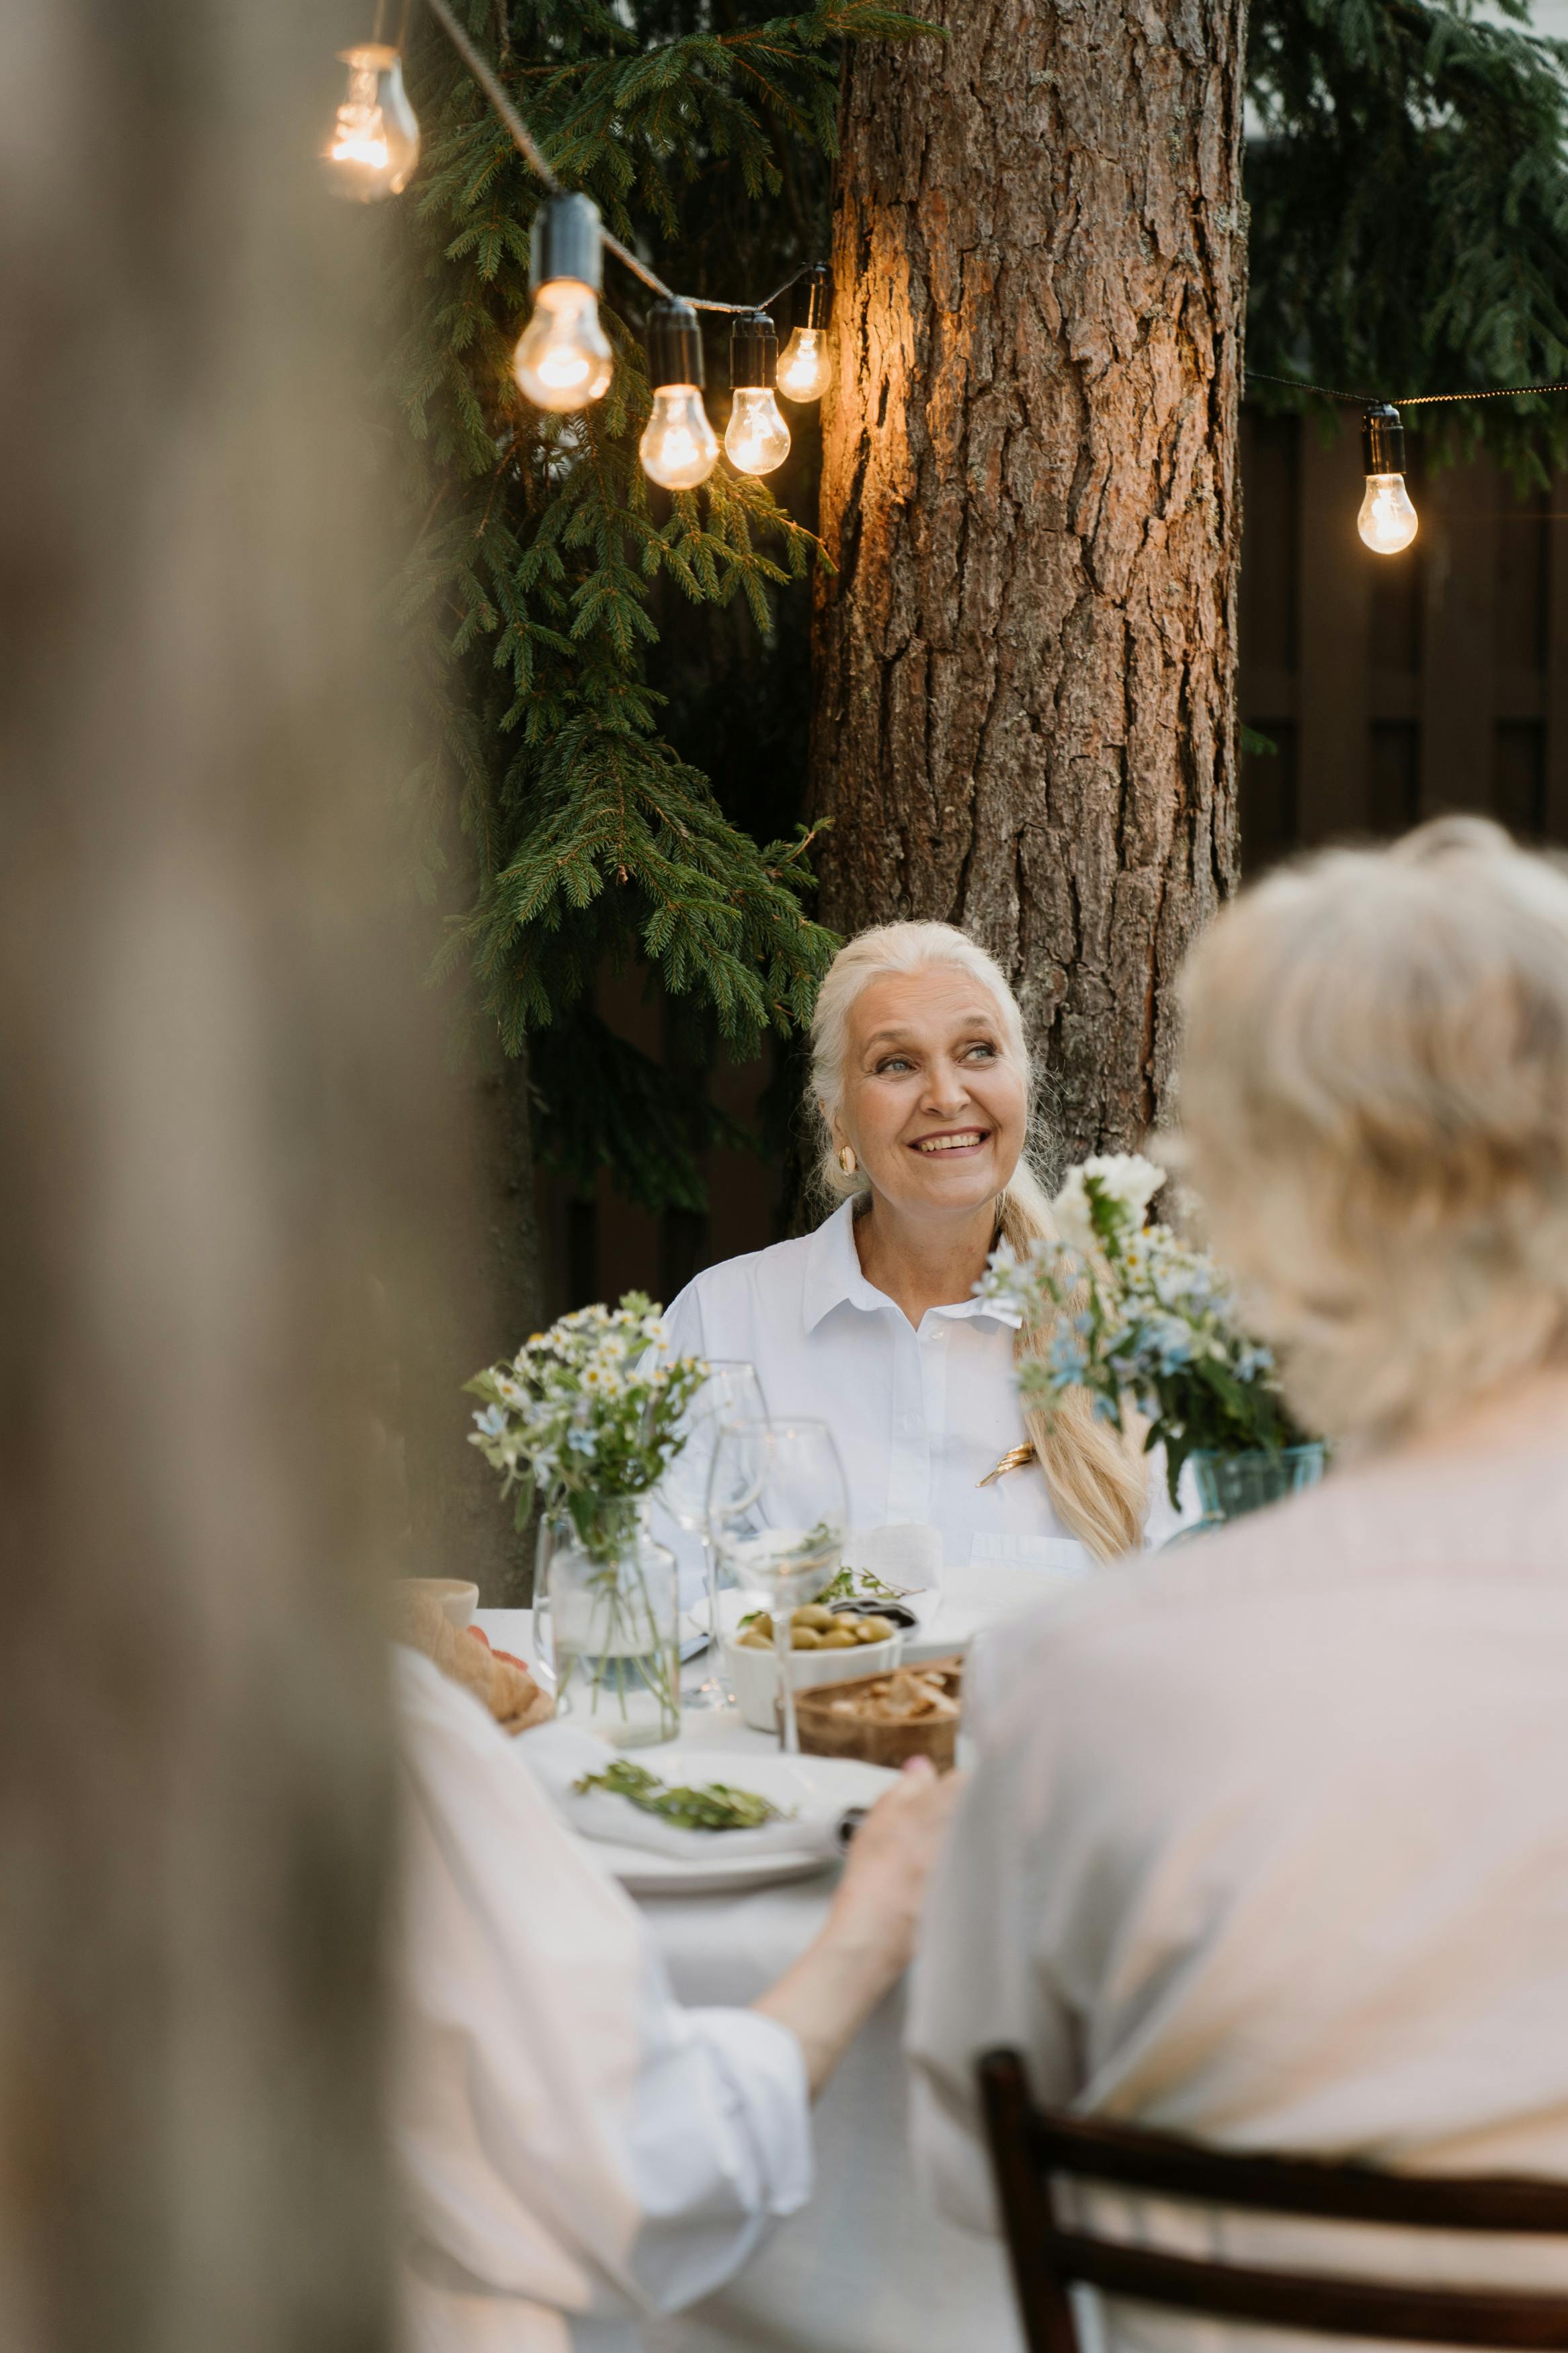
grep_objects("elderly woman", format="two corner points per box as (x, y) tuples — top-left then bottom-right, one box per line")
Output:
(663, 922), (1149, 1574)
(908, 818), (1568, 2329)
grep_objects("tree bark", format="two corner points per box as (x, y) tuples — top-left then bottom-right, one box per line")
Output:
(811, 0), (1247, 1156)
(0, 5), (457, 2346)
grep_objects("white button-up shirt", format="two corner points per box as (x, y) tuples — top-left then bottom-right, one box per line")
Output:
(663, 1197), (1136, 1578)
(394, 1651), (812, 2353)
(906, 1441), (1568, 2352)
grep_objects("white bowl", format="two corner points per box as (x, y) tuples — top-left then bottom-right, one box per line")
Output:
(723, 1625), (905, 1733)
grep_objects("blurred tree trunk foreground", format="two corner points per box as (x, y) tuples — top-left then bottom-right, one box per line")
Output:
(811, 0), (1247, 1158)
(0, 4), (458, 2347)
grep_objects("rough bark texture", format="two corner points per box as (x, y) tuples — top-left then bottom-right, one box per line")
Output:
(811, 0), (1247, 1155)
(0, 5), (456, 2346)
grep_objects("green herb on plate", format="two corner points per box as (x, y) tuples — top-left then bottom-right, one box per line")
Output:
(574, 1758), (793, 1832)
(821, 1564), (921, 1606)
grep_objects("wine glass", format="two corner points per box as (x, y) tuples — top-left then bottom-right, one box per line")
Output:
(707, 1419), (849, 1753)
(657, 1359), (768, 1709)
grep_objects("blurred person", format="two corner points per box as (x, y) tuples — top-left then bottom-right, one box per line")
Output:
(393, 1636), (961, 2352)
(664, 922), (1164, 1581)
(907, 818), (1568, 2342)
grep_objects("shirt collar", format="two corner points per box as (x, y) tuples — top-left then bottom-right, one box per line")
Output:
(800, 1197), (1014, 1334)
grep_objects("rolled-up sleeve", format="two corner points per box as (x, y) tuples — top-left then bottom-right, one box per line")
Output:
(394, 1650), (812, 2331)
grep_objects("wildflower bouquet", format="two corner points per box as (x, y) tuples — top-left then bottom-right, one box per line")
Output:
(467, 1293), (707, 1552)
(979, 1156), (1309, 1505)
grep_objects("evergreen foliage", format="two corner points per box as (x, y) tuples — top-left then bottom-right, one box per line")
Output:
(1247, 0), (1568, 475)
(395, 0), (923, 1215)
(393, 0), (1568, 1228)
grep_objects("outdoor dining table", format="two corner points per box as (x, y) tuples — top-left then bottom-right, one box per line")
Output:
(477, 1607), (1024, 2353)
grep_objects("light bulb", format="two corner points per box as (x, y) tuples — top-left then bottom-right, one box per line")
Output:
(514, 281), (613, 411)
(640, 387), (720, 490)
(725, 387), (791, 476)
(1358, 473), (1419, 555)
(1358, 403), (1417, 555)
(323, 46), (419, 202)
(777, 325), (830, 403)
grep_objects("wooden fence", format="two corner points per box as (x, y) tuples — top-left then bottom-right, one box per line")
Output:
(1239, 409), (1568, 870)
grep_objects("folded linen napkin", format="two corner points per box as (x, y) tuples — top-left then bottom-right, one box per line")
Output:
(388, 1586), (554, 1734)
(519, 1722), (841, 1862)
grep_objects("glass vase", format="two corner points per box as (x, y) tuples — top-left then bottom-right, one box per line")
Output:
(537, 1497), (680, 1748)
(1163, 1441), (1327, 1548)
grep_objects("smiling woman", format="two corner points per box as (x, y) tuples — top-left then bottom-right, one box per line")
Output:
(661, 924), (1153, 1578)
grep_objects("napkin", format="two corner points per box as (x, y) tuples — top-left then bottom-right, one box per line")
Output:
(520, 1722), (840, 1862)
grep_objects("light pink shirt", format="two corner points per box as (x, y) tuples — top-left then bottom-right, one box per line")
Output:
(907, 1442), (1568, 2352)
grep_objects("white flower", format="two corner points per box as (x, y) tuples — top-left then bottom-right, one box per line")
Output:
(1050, 1154), (1165, 1253)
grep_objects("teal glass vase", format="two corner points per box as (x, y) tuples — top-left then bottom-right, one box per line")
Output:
(1162, 1441), (1327, 1548)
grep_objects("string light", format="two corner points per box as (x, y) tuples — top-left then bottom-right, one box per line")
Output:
(323, 44), (419, 201)
(776, 264), (832, 404)
(1358, 403), (1418, 555)
(513, 194), (614, 411)
(640, 301), (720, 491)
(726, 314), (791, 477)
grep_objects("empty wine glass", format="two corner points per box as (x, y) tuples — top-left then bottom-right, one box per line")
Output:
(707, 1419), (849, 1753)
(658, 1359), (767, 1709)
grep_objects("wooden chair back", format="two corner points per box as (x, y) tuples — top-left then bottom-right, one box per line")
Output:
(977, 2047), (1568, 2352)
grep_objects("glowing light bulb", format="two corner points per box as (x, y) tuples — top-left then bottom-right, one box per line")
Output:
(1358, 473), (1418, 555)
(777, 325), (831, 403)
(323, 46), (419, 202)
(725, 387), (791, 476)
(723, 311), (789, 477)
(514, 282), (613, 411)
(640, 387), (720, 490)
(1358, 401), (1417, 555)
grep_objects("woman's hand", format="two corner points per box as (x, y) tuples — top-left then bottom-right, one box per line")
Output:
(833, 1757), (966, 1972)
(753, 1759), (966, 2096)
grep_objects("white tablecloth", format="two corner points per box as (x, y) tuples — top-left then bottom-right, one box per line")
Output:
(476, 1610), (1022, 2353)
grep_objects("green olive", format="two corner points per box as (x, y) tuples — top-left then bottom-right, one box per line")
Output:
(792, 1603), (837, 1630)
(746, 1612), (774, 1643)
(790, 1624), (824, 1649)
(854, 1614), (896, 1642)
(735, 1628), (772, 1650)
(819, 1626), (860, 1648)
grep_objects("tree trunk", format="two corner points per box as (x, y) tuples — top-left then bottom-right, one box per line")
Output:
(811, 0), (1247, 1157)
(0, 5), (456, 2346)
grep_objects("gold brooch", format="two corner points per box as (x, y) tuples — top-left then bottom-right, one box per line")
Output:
(977, 1441), (1037, 1488)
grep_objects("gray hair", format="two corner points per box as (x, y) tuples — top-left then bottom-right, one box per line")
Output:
(1177, 817), (1568, 1441)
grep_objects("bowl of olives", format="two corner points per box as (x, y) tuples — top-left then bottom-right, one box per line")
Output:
(724, 1603), (906, 1733)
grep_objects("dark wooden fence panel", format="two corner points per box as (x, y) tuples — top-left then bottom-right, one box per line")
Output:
(1239, 411), (1568, 869)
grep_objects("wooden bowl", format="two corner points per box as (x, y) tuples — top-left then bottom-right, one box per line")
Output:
(792, 1655), (964, 1771)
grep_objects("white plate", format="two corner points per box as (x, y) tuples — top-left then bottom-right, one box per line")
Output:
(905, 1562), (1080, 1661)
(590, 1747), (899, 1897)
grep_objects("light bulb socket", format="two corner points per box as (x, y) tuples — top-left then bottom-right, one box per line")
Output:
(793, 264), (833, 332)
(1362, 403), (1405, 477)
(530, 194), (603, 294)
(730, 311), (778, 390)
(645, 298), (704, 391)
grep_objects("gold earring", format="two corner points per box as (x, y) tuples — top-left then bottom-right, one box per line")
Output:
(838, 1142), (858, 1176)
